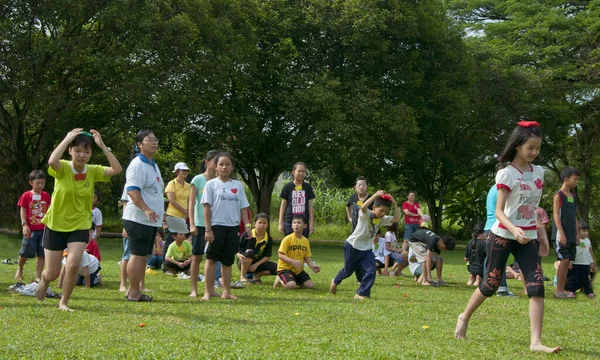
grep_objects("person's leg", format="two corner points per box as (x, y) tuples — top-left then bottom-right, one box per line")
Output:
(240, 257), (252, 281)
(201, 259), (220, 300)
(556, 259), (570, 294)
(529, 297), (560, 353)
(38, 249), (63, 301)
(355, 264), (364, 283)
(57, 241), (87, 311)
(332, 242), (360, 293)
(35, 256), (45, 282)
(119, 238), (130, 292)
(356, 250), (376, 298)
(16, 256), (27, 281)
(581, 266), (594, 295)
(126, 255), (147, 299)
(190, 254), (202, 297)
(302, 279), (315, 288)
(220, 265), (235, 299)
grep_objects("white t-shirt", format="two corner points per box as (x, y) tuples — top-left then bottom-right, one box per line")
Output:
(62, 252), (100, 275)
(346, 209), (393, 251)
(91, 207), (102, 239)
(122, 155), (165, 227)
(573, 238), (594, 265)
(491, 164), (544, 240)
(373, 237), (386, 263)
(200, 178), (249, 227)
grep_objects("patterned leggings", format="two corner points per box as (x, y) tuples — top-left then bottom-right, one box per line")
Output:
(479, 233), (545, 297)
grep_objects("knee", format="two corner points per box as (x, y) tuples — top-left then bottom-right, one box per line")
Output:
(284, 282), (297, 289)
(303, 281), (314, 289)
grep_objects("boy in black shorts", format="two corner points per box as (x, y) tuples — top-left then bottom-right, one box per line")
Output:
(236, 213), (277, 284)
(274, 215), (320, 289)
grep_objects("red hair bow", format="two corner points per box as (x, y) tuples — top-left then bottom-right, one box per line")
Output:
(380, 194), (392, 201)
(517, 120), (540, 128)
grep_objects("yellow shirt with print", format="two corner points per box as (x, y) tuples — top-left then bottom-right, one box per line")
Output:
(165, 179), (191, 218)
(42, 160), (110, 232)
(277, 233), (311, 274)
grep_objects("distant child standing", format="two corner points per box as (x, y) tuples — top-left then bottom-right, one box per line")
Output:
(552, 166), (581, 298)
(345, 176), (371, 281)
(278, 162), (316, 238)
(16, 170), (51, 282)
(464, 225), (487, 286)
(188, 150), (219, 297)
(455, 121), (559, 354)
(274, 215), (320, 289)
(37, 128), (121, 311)
(201, 152), (251, 300)
(330, 191), (400, 300)
(566, 222), (595, 298)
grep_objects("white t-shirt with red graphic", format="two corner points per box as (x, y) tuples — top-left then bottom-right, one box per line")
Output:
(201, 178), (250, 227)
(491, 164), (544, 240)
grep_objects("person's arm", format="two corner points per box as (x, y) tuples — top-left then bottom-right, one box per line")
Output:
(346, 205), (352, 222)
(496, 188), (528, 243)
(49, 129), (84, 172)
(308, 199), (315, 235)
(189, 185), (198, 235)
(278, 200), (287, 234)
(589, 242), (596, 273)
(82, 267), (91, 288)
(204, 204), (214, 243)
(127, 189), (159, 223)
(165, 255), (178, 265)
(249, 256), (269, 272)
(552, 194), (566, 245)
(278, 252), (303, 270)
(90, 129), (122, 177)
(536, 211), (549, 257)
(304, 257), (320, 273)
(361, 190), (384, 213)
(58, 265), (66, 288)
(390, 196), (400, 223)
(417, 206), (425, 218)
(167, 192), (187, 217)
(20, 206), (31, 238)
(95, 226), (102, 240)
(241, 207), (251, 236)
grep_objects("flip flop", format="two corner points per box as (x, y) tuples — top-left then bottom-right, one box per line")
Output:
(554, 292), (575, 299)
(128, 294), (153, 302)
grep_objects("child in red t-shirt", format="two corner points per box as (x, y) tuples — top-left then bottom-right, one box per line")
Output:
(16, 170), (51, 282)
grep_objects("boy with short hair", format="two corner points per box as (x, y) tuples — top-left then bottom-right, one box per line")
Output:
(345, 176), (371, 282)
(330, 191), (400, 299)
(274, 215), (320, 289)
(164, 217), (193, 275)
(408, 222), (455, 286)
(566, 222), (595, 298)
(552, 166), (580, 298)
(237, 213), (277, 284)
(16, 170), (51, 282)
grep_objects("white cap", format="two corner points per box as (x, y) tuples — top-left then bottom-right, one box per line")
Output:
(167, 216), (189, 234)
(173, 162), (190, 173)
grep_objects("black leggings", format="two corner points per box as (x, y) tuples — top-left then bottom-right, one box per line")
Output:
(479, 233), (545, 298)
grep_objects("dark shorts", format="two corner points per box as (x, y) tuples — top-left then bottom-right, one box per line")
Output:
(468, 265), (484, 277)
(122, 220), (157, 257)
(192, 229), (206, 256)
(237, 258), (277, 275)
(20, 230), (45, 258)
(555, 241), (577, 261)
(164, 261), (191, 273)
(76, 265), (102, 287)
(403, 223), (419, 240)
(206, 225), (239, 266)
(277, 269), (311, 285)
(42, 228), (89, 251)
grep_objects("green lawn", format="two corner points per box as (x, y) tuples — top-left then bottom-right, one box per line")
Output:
(0, 233), (597, 359)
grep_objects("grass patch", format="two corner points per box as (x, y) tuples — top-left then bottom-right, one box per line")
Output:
(0, 234), (597, 359)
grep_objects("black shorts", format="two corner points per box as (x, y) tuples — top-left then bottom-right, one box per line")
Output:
(76, 266), (102, 287)
(42, 228), (89, 251)
(164, 261), (191, 273)
(206, 225), (239, 266)
(278, 269), (311, 285)
(237, 259), (277, 275)
(122, 220), (157, 257)
(192, 229), (206, 256)
(555, 241), (577, 261)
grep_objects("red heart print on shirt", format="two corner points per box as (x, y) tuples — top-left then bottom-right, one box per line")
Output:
(231, 188), (238, 194)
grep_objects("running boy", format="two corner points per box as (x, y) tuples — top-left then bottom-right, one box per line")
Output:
(237, 213), (277, 284)
(330, 191), (400, 299)
(552, 166), (580, 298)
(408, 222), (455, 286)
(274, 215), (320, 289)
(345, 176), (371, 282)
(566, 222), (595, 298)
(16, 170), (51, 282)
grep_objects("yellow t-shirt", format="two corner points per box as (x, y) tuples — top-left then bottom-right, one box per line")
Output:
(277, 233), (311, 274)
(165, 179), (190, 218)
(42, 160), (110, 232)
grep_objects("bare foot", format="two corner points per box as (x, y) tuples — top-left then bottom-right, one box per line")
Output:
(473, 281), (480, 287)
(36, 278), (48, 301)
(221, 294), (238, 300)
(58, 303), (74, 312)
(329, 279), (337, 295)
(454, 313), (468, 339)
(142, 288), (152, 292)
(209, 291), (221, 298)
(199, 294), (211, 301)
(273, 277), (282, 288)
(422, 281), (432, 286)
(354, 294), (366, 300)
(15, 270), (23, 281)
(119, 286), (127, 293)
(530, 344), (561, 353)
(189, 291), (198, 297)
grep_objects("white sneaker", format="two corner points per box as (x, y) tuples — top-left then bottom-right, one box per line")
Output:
(178, 272), (191, 280)
(198, 274), (205, 282)
(232, 281), (244, 289)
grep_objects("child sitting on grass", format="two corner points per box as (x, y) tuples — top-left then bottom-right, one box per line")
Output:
(237, 213), (277, 285)
(384, 222), (408, 276)
(408, 222), (455, 286)
(464, 225), (486, 286)
(274, 215), (320, 289)
(566, 222), (596, 298)
(164, 217), (192, 275)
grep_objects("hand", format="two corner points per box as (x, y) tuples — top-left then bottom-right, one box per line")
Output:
(189, 225), (197, 236)
(568, 262), (573, 270)
(278, 223), (284, 234)
(162, 219), (168, 229)
(292, 260), (303, 270)
(591, 263), (596, 273)
(347, 216), (352, 222)
(144, 209), (159, 223)
(559, 231), (567, 246)
(383, 269), (389, 276)
(183, 259), (191, 266)
(89, 129), (106, 149)
(178, 262), (185, 268)
(237, 253), (246, 262)
(309, 223), (314, 235)
(245, 226), (252, 237)
(64, 128), (83, 143)
(512, 228), (530, 244)
(205, 230), (214, 243)
(538, 238), (549, 257)
(373, 190), (385, 198)
(312, 265), (321, 273)
(22, 224), (31, 238)
(121, 228), (128, 238)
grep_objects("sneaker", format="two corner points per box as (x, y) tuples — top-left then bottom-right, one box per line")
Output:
(178, 272), (191, 280)
(214, 280), (221, 288)
(198, 274), (205, 282)
(145, 268), (158, 275)
(497, 291), (518, 297)
(232, 281), (244, 289)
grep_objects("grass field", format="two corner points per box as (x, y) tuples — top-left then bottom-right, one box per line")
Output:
(0, 233), (598, 359)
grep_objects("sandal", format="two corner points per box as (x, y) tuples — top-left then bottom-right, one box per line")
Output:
(251, 279), (263, 285)
(128, 294), (153, 302)
(554, 292), (575, 299)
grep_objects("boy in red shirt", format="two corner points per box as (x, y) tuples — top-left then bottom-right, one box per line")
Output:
(16, 170), (51, 282)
